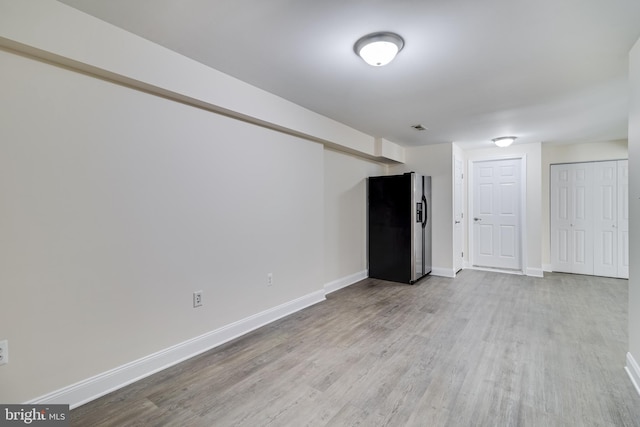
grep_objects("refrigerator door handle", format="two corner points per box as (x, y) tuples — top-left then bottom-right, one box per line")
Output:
(421, 195), (428, 228)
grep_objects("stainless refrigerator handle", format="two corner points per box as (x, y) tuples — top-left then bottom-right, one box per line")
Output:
(421, 195), (428, 228)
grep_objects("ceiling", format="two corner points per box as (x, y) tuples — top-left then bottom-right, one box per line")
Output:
(58, 0), (640, 149)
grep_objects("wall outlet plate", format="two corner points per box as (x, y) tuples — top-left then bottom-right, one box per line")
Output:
(0, 340), (8, 365)
(193, 291), (203, 308)
(267, 273), (273, 287)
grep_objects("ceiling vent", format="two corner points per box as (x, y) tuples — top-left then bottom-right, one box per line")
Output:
(411, 124), (427, 131)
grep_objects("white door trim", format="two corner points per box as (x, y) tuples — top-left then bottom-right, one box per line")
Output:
(617, 160), (629, 278)
(468, 154), (527, 274)
(453, 156), (464, 274)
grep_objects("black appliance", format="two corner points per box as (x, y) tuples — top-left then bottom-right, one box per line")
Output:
(368, 172), (432, 284)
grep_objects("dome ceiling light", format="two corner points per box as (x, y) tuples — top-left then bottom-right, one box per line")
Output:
(492, 136), (517, 148)
(354, 32), (404, 67)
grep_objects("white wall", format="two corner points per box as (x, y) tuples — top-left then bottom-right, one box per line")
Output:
(324, 150), (386, 286)
(389, 143), (455, 277)
(465, 142), (543, 277)
(627, 37), (640, 393)
(540, 140), (628, 268)
(0, 0), (396, 406)
(0, 46), (327, 403)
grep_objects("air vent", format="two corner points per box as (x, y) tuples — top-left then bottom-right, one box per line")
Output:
(411, 124), (427, 131)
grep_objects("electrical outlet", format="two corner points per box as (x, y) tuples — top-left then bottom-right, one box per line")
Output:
(193, 291), (203, 308)
(0, 340), (8, 366)
(267, 273), (273, 287)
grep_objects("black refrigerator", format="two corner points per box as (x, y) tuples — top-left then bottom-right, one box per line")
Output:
(368, 172), (432, 284)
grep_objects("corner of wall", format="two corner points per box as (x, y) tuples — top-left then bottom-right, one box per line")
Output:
(374, 138), (406, 163)
(625, 352), (640, 397)
(627, 35), (640, 396)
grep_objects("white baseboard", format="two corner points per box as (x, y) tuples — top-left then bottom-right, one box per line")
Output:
(542, 264), (553, 272)
(28, 289), (326, 409)
(324, 270), (367, 294)
(430, 267), (456, 278)
(625, 352), (640, 397)
(526, 267), (544, 278)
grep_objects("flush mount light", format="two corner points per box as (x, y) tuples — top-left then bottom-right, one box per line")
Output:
(492, 136), (517, 148)
(354, 32), (404, 66)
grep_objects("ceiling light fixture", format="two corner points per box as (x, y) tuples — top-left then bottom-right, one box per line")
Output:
(492, 136), (517, 148)
(354, 32), (404, 67)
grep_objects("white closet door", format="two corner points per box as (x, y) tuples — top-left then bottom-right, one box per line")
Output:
(550, 163), (593, 274)
(550, 164), (574, 272)
(571, 163), (594, 274)
(593, 161), (618, 277)
(551, 160), (629, 278)
(617, 160), (629, 278)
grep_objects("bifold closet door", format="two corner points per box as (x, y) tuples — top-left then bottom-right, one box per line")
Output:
(592, 160), (628, 279)
(550, 163), (593, 275)
(593, 161), (618, 277)
(551, 160), (628, 279)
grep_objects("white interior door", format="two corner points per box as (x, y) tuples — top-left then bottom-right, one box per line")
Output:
(617, 160), (629, 278)
(550, 163), (594, 275)
(454, 157), (464, 273)
(593, 161), (618, 277)
(472, 158), (521, 270)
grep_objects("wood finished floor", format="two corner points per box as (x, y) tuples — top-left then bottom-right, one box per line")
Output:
(71, 270), (640, 426)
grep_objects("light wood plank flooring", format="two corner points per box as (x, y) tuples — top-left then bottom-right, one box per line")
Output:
(71, 270), (640, 426)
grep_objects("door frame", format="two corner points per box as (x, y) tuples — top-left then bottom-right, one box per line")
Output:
(453, 156), (464, 274)
(468, 154), (527, 274)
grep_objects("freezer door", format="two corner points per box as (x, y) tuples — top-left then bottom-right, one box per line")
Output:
(423, 176), (432, 275)
(412, 173), (424, 282)
(368, 174), (412, 283)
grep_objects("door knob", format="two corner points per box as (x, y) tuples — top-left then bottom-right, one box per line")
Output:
(455, 220), (461, 224)
(474, 218), (482, 222)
